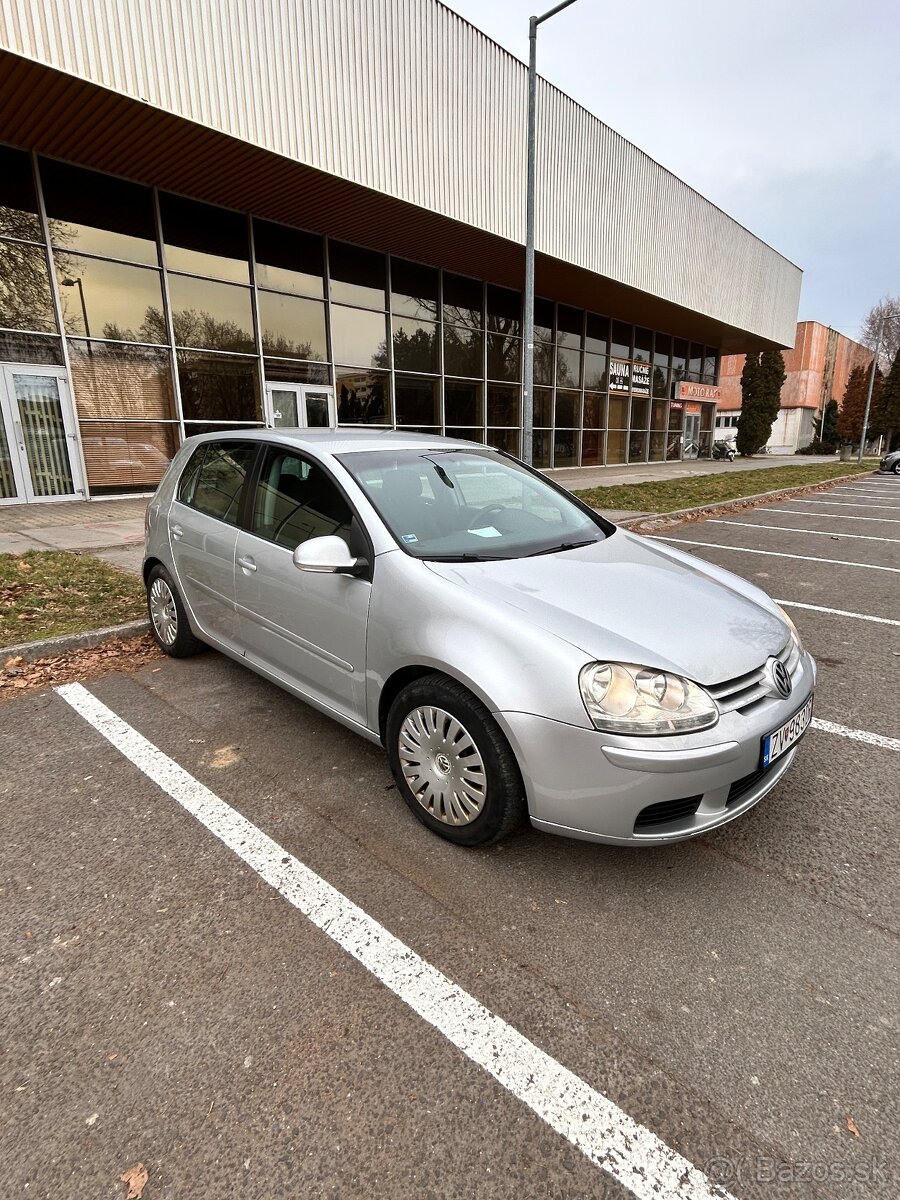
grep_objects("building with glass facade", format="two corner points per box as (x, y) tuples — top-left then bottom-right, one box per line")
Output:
(0, 0), (802, 503)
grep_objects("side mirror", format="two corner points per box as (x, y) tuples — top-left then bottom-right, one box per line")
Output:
(293, 535), (367, 576)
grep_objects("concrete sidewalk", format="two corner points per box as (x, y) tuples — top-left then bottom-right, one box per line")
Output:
(0, 453), (844, 575)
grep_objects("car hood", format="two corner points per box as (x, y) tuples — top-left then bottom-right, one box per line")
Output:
(424, 530), (787, 686)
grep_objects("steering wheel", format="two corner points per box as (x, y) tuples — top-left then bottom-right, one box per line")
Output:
(470, 503), (507, 526)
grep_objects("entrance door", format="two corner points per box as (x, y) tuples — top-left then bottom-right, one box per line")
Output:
(265, 383), (336, 429)
(0, 367), (84, 504)
(682, 413), (701, 459)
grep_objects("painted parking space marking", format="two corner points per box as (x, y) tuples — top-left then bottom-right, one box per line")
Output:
(774, 599), (900, 627)
(55, 681), (735, 1200)
(793, 498), (900, 510)
(653, 537), (900, 573)
(767, 508), (900, 524)
(811, 718), (900, 753)
(708, 520), (899, 543)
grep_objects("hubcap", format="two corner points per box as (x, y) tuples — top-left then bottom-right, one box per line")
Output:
(398, 706), (487, 826)
(149, 577), (178, 646)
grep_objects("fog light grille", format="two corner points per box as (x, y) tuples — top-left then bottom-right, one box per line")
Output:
(633, 795), (702, 831)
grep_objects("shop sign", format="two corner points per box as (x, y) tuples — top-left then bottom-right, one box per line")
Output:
(676, 381), (721, 402)
(609, 359), (631, 392)
(631, 362), (651, 395)
(670, 401), (683, 410)
(685, 401), (702, 415)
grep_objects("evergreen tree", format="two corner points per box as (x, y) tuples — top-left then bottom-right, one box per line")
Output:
(872, 347), (900, 452)
(838, 364), (882, 446)
(736, 349), (784, 455)
(820, 398), (839, 449)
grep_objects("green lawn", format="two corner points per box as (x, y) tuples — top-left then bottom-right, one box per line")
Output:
(0, 551), (145, 646)
(573, 462), (874, 513)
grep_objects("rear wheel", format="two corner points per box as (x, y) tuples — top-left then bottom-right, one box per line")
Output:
(146, 565), (204, 658)
(893, 461), (900, 475)
(386, 674), (526, 846)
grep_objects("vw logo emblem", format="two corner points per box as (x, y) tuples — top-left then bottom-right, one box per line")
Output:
(768, 658), (792, 698)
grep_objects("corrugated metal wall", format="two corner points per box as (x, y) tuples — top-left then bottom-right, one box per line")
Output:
(0, 0), (801, 344)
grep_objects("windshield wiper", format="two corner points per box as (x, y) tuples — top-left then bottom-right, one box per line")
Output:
(526, 538), (599, 557)
(425, 552), (506, 562)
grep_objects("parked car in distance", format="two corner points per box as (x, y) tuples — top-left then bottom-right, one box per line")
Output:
(144, 430), (816, 848)
(878, 450), (900, 474)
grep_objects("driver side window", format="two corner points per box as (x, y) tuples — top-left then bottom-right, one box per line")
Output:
(251, 447), (354, 551)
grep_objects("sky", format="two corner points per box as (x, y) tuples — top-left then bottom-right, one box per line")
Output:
(443, 0), (900, 343)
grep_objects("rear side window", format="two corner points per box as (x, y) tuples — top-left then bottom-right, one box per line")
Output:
(177, 441), (257, 525)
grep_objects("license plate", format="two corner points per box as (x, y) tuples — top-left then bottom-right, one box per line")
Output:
(761, 695), (813, 769)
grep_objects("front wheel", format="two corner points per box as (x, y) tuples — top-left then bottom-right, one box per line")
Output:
(146, 565), (204, 658)
(893, 462), (900, 475)
(386, 674), (526, 846)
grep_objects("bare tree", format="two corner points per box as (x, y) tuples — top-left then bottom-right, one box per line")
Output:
(860, 296), (900, 370)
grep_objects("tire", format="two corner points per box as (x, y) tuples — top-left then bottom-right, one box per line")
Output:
(146, 564), (204, 658)
(893, 462), (900, 475)
(386, 673), (526, 846)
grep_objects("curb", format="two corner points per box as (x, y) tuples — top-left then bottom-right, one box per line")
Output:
(609, 469), (876, 533)
(1, 618), (151, 664)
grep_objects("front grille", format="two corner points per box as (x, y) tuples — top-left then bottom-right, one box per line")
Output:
(726, 767), (768, 806)
(706, 637), (801, 715)
(634, 795), (702, 831)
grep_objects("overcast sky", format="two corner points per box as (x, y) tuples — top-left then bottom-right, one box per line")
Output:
(444, 0), (899, 343)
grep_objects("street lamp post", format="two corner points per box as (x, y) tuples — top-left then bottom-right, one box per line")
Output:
(522, 0), (580, 465)
(858, 316), (884, 464)
(61, 277), (92, 354)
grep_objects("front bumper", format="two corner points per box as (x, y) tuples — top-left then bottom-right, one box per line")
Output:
(495, 651), (816, 846)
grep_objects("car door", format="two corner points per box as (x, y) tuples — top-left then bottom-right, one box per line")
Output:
(233, 443), (371, 724)
(168, 440), (259, 646)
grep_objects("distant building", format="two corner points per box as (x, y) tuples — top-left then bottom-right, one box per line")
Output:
(715, 322), (872, 452)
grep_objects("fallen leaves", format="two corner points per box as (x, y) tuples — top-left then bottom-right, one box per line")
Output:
(119, 1162), (149, 1198)
(0, 634), (163, 701)
(846, 1114), (861, 1137)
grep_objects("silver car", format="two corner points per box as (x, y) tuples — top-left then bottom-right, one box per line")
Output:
(144, 430), (815, 847)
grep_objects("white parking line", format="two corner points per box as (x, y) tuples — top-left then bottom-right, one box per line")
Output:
(708, 520), (898, 543)
(54, 681), (735, 1200)
(791, 499), (900, 510)
(775, 599), (900, 627)
(767, 508), (900, 524)
(811, 718), (900, 753)
(654, 537), (900, 573)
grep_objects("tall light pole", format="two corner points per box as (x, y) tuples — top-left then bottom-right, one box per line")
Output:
(858, 316), (884, 464)
(522, 0), (580, 465)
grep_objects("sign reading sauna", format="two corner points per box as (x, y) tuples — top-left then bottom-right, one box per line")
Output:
(609, 359), (651, 396)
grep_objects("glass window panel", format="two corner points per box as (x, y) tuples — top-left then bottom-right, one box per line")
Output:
(554, 429), (578, 468)
(555, 389), (579, 428)
(392, 316), (439, 372)
(335, 367), (391, 424)
(533, 342), (554, 386)
(258, 291), (327, 360)
(252, 447), (353, 550)
(391, 258), (439, 319)
(534, 298), (554, 344)
(703, 349), (719, 383)
(608, 396), (628, 428)
(653, 333), (672, 366)
(41, 159), (157, 264)
(672, 338), (688, 377)
(444, 324), (483, 377)
(486, 284), (521, 336)
(56, 254), (164, 342)
(0, 331), (62, 364)
(443, 273), (482, 327)
(395, 375), (440, 425)
(160, 193), (249, 282)
(651, 398), (667, 429)
(556, 347), (581, 388)
(328, 240), (385, 308)
(330, 305), (388, 368)
(177, 351), (261, 423)
(487, 332), (520, 382)
(557, 305), (583, 349)
(652, 366), (670, 398)
(634, 327), (652, 362)
(444, 380), (482, 426)
(264, 357), (330, 385)
(606, 428), (626, 463)
(0, 145), (41, 241)
(585, 313), (609, 355)
(700, 403), (714, 432)
(184, 440), (257, 523)
(79, 420), (179, 495)
(629, 430), (648, 461)
(533, 387), (552, 427)
(445, 428), (483, 444)
(649, 431), (665, 462)
(611, 320), (632, 359)
(531, 430), (551, 468)
(183, 422), (264, 436)
(688, 342), (704, 378)
(253, 219), (323, 296)
(581, 431), (602, 466)
(631, 397), (650, 429)
(668, 404), (683, 430)
(487, 384), (520, 426)
(583, 392), (606, 429)
(486, 428), (520, 455)
(68, 340), (176, 420)
(168, 274), (254, 351)
(583, 352), (607, 391)
(0, 239), (56, 331)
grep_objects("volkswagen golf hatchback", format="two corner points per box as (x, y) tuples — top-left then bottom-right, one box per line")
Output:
(144, 430), (815, 847)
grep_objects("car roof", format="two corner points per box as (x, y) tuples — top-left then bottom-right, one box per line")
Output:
(182, 428), (489, 455)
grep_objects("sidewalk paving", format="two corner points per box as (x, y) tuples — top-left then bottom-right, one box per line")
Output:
(0, 454), (846, 576)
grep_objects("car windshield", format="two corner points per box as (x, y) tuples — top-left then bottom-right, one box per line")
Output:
(338, 448), (611, 560)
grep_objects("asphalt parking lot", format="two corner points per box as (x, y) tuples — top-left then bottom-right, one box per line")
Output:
(2, 472), (898, 1200)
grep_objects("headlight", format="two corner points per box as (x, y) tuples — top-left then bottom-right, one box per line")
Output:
(776, 605), (803, 653)
(579, 662), (719, 735)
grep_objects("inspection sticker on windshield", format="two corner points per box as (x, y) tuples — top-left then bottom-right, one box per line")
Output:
(467, 526), (502, 538)
(761, 694), (813, 769)
(401, 533), (418, 543)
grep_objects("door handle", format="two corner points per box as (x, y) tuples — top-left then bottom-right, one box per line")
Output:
(237, 555), (257, 573)
(171, 523), (183, 540)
